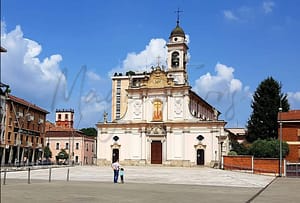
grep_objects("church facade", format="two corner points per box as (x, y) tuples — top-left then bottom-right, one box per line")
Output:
(96, 21), (228, 167)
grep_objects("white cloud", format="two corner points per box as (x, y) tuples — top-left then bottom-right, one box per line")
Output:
(109, 38), (168, 75)
(194, 63), (242, 94)
(193, 63), (251, 123)
(79, 90), (111, 126)
(110, 35), (192, 76)
(263, 1), (275, 14)
(1, 22), (66, 104)
(223, 10), (239, 21)
(123, 38), (167, 71)
(287, 92), (300, 109)
(86, 71), (101, 81)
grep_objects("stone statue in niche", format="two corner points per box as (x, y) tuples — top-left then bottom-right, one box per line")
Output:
(103, 111), (108, 123)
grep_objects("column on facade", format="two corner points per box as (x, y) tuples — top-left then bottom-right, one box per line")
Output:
(183, 92), (189, 119)
(166, 127), (172, 160)
(31, 148), (35, 163)
(183, 131), (188, 161)
(146, 138), (151, 163)
(143, 95), (147, 121)
(1, 147), (5, 164)
(8, 146), (14, 164)
(21, 147), (24, 164)
(162, 137), (167, 163)
(167, 93), (172, 121)
(140, 128), (146, 161)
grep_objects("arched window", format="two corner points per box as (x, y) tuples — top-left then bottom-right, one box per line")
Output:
(171, 52), (180, 67)
(153, 100), (163, 121)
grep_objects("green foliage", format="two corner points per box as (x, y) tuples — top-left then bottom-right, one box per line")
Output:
(44, 146), (52, 159)
(230, 140), (249, 155)
(56, 149), (69, 160)
(228, 151), (238, 156)
(80, 127), (97, 137)
(246, 77), (290, 142)
(248, 139), (289, 158)
(126, 70), (135, 76)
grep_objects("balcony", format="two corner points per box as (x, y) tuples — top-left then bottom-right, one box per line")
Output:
(38, 118), (44, 124)
(27, 115), (34, 122)
(26, 141), (32, 147)
(14, 140), (21, 145)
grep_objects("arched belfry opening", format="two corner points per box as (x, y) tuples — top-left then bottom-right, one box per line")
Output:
(172, 51), (180, 67)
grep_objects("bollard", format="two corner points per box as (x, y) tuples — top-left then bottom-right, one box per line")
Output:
(67, 168), (70, 181)
(49, 167), (52, 182)
(28, 168), (31, 184)
(3, 169), (7, 185)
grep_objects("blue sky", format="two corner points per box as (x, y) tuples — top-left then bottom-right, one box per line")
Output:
(1, 0), (300, 129)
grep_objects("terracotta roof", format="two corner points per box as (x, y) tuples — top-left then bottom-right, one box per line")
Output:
(8, 94), (49, 114)
(225, 128), (247, 135)
(45, 130), (95, 141)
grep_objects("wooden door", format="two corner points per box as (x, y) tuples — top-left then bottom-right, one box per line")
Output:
(151, 141), (162, 164)
(197, 149), (204, 165)
(112, 149), (119, 163)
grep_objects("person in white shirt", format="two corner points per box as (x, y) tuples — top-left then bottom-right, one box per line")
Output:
(111, 160), (120, 183)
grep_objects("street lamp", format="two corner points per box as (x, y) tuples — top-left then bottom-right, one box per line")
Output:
(279, 107), (283, 177)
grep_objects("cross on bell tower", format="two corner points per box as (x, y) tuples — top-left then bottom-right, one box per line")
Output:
(175, 8), (183, 25)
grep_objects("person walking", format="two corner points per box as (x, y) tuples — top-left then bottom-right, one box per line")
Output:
(111, 160), (120, 183)
(119, 168), (124, 184)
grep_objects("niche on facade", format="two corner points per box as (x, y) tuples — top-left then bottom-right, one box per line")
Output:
(152, 100), (163, 121)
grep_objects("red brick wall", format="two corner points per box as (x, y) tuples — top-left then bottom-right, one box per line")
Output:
(223, 156), (252, 170)
(286, 145), (300, 162)
(254, 158), (284, 174)
(282, 127), (299, 141)
(223, 156), (285, 175)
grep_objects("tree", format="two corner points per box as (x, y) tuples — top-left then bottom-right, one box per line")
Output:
(44, 146), (52, 160)
(80, 127), (97, 137)
(230, 140), (249, 155)
(246, 77), (289, 142)
(248, 139), (289, 158)
(56, 149), (69, 160)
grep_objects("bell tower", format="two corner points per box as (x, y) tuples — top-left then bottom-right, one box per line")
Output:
(166, 10), (189, 85)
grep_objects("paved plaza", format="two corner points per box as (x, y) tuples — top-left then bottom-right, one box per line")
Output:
(1, 166), (300, 202)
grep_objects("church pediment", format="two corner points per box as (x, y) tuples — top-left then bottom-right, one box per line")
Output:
(145, 66), (174, 88)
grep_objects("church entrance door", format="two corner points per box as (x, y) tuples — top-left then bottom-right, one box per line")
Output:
(197, 149), (204, 165)
(151, 141), (162, 164)
(112, 149), (119, 163)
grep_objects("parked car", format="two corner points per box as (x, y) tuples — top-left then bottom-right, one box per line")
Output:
(38, 160), (52, 165)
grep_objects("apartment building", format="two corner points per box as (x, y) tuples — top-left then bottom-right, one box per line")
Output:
(279, 110), (300, 162)
(0, 94), (48, 165)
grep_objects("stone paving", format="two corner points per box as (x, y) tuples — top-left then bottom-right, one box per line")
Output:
(1, 165), (274, 187)
(2, 165), (299, 203)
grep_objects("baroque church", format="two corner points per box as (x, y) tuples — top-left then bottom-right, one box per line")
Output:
(96, 19), (228, 167)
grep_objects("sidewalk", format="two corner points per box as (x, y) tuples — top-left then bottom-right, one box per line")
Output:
(251, 177), (300, 203)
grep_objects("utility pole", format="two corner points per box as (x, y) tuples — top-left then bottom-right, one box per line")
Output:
(278, 80), (283, 177)
(279, 106), (283, 177)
